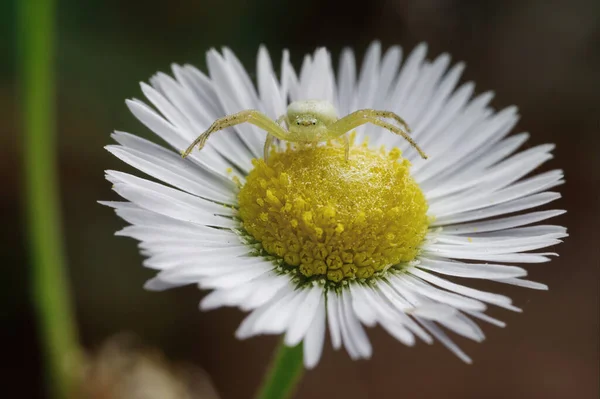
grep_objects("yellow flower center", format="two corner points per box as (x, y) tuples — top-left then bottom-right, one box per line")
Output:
(237, 141), (429, 284)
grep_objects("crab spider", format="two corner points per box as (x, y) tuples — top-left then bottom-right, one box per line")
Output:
(181, 100), (428, 161)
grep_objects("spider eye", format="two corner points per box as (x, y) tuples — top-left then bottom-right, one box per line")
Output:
(312, 121), (316, 125)
(296, 121), (300, 125)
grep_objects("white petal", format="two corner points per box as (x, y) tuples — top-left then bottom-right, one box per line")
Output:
(106, 145), (235, 204)
(410, 303), (458, 320)
(239, 274), (293, 311)
(235, 283), (295, 339)
(394, 274), (487, 311)
(441, 210), (566, 235)
(363, 283), (432, 344)
(280, 49), (298, 104)
(341, 290), (372, 358)
(417, 318), (472, 363)
(206, 49), (264, 158)
(432, 192), (561, 226)
(337, 48), (356, 116)
(409, 268), (520, 311)
(303, 294), (326, 369)
(356, 41), (381, 109)
(417, 257), (527, 279)
(326, 291), (342, 350)
(374, 45), (402, 109)
(349, 284), (378, 327)
(388, 43), (428, 114)
(107, 173), (234, 228)
(492, 278), (548, 290)
(425, 239), (562, 255)
(462, 310), (506, 328)
(257, 46), (286, 119)
(410, 61), (464, 136)
(285, 286), (323, 346)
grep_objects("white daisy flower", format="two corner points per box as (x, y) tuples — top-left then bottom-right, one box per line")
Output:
(103, 42), (566, 369)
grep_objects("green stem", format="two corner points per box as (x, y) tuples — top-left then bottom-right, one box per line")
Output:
(18, 0), (80, 398)
(255, 341), (305, 399)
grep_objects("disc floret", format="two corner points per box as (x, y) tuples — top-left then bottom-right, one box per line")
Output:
(238, 142), (429, 285)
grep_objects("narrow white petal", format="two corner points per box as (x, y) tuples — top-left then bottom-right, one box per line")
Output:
(280, 49), (298, 104)
(462, 310), (506, 328)
(410, 61), (464, 135)
(341, 290), (372, 358)
(388, 43), (428, 112)
(337, 48), (356, 116)
(200, 283), (258, 310)
(409, 268), (520, 311)
(156, 257), (268, 282)
(417, 257), (527, 279)
(410, 81), (475, 164)
(417, 318), (472, 363)
(374, 45), (402, 109)
(410, 303), (458, 320)
(432, 192), (561, 226)
(285, 286), (323, 346)
(424, 133), (530, 198)
(260, 289), (309, 335)
(436, 312), (485, 342)
(205, 49), (264, 158)
(399, 53), (450, 147)
(441, 210), (566, 235)
(356, 41), (381, 109)
(464, 224), (567, 238)
(422, 250), (555, 263)
(413, 89), (495, 174)
(378, 317), (416, 347)
(106, 170), (233, 216)
(326, 291), (342, 350)
(222, 47), (261, 105)
(143, 247), (252, 270)
(364, 284), (433, 344)
(144, 277), (188, 291)
(235, 284), (294, 339)
(198, 265), (273, 289)
(240, 274), (293, 311)
(111, 183), (234, 228)
(394, 274), (487, 311)
(433, 232), (567, 246)
(172, 64), (221, 117)
(425, 239), (562, 255)
(257, 46), (286, 119)
(336, 292), (359, 359)
(492, 278), (549, 290)
(303, 294), (326, 369)
(349, 284), (377, 327)
(140, 82), (193, 131)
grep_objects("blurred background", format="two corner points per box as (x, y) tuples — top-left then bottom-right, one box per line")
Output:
(3, 0), (599, 398)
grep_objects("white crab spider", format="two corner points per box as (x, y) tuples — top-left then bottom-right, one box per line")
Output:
(181, 100), (428, 161)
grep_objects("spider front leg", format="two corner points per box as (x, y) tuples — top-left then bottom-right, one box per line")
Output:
(363, 110), (411, 133)
(263, 134), (275, 163)
(327, 110), (428, 159)
(181, 110), (289, 158)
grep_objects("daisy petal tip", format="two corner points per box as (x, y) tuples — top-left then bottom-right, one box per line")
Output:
(143, 277), (173, 292)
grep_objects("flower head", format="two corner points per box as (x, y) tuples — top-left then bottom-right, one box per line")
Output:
(103, 42), (566, 368)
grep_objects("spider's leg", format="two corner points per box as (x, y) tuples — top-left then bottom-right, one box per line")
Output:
(328, 112), (428, 159)
(181, 110), (289, 158)
(363, 110), (411, 133)
(343, 134), (350, 161)
(263, 134), (275, 163)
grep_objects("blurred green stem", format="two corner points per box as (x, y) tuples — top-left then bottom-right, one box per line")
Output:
(255, 341), (304, 399)
(19, 0), (80, 398)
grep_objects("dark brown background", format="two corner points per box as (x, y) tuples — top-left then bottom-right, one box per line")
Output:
(3, 0), (599, 398)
